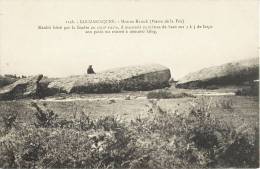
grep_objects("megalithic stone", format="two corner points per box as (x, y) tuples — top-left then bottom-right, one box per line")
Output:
(48, 64), (171, 94)
(176, 57), (259, 89)
(0, 74), (43, 100)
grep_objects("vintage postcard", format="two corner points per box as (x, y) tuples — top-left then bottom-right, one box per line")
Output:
(0, 0), (259, 168)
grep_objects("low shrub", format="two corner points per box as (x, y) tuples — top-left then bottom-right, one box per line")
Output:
(147, 90), (195, 99)
(0, 101), (258, 168)
(216, 98), (233, 109)
(235, 83), (259, 96)
(131, 100), (258, 168)
(0, 115), (137, 168)
(31, 102), (58, 128)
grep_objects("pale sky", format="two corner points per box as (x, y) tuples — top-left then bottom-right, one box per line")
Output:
(0, 0), (258, 80)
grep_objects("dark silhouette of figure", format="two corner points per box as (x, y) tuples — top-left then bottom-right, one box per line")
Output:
(35, 74), (44, 99)
(87, 65), (95, 74)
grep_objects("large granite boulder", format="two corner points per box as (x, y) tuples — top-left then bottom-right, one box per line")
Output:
(176, 57), (259, 89)
(37, 77), (58, 97)
(0, 75), (18, 88)
(48, 64), (171, 94)
(0, 75), (43, 100)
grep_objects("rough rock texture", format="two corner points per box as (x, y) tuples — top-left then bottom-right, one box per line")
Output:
(0, 75), (43, 100)
(32, 77), (57, 98)
(0, 76), (18, 88)
(48, 64), (171, 94)
(176, 57), (259, 89)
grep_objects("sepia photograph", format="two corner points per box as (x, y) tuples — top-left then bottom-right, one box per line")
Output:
(0, 0), (259, 168)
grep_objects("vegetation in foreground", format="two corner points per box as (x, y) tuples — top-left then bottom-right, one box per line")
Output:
(0, 99), (258, 168)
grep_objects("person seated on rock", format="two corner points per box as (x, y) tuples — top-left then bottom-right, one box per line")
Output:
(87, 65), (95, 74)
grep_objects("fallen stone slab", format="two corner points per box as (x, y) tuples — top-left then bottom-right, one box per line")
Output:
(48, 64), (171, 94)
(0, 75), (43, 100)
(0, 75), (19, 88)
(176, 57), (259, 89)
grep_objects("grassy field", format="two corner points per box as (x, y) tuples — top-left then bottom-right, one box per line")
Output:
(0, 88), (259, 168)
(0, 94), (258, 126)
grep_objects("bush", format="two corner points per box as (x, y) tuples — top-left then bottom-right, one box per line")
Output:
(31, 102), (58, 128)
(216, 98), (233, 109)
(131, 100), (258, 168)
(235, 82), (259, 96)
(147, 89), (195, 99)
(0, 114), (137, 168)
(0, 101), (258, 168)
